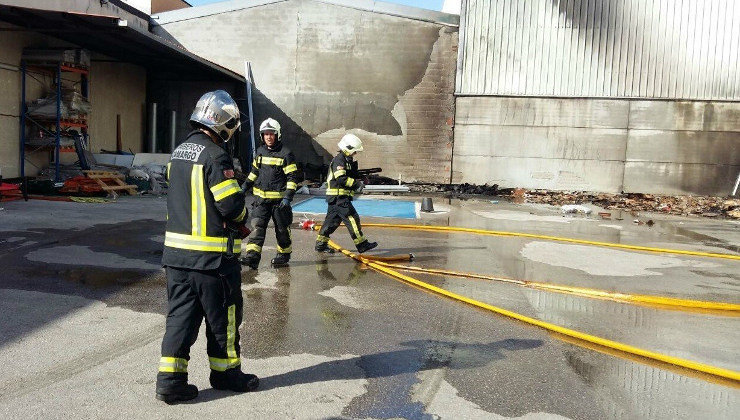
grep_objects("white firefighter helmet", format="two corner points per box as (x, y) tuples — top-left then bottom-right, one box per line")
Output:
(259, 118), (281, 140)
(338, 133), (364, 154)
(189, 90), (241, 142)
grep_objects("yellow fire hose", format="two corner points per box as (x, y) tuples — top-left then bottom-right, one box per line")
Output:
(361, 223), (740, 261)
(329, 240), (740, 382)
(310, 221), (740, 382)
(361, 258), (740, 314)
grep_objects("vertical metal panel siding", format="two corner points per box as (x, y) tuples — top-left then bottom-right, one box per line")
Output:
(457, 0), (740, 100)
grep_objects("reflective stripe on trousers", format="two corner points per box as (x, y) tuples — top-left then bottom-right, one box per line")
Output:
(159, 356), (188, 373)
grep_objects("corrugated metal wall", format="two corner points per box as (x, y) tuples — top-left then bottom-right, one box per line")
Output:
(457, 0), (740, 100)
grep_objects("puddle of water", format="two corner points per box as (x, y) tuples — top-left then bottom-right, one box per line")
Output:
(57, 267), (159, 289)
(520, 241), (719, 276)
(472, 210), (593, 224)
(26, 245), (161, 270)
(599, 224), (624, 230)
(319, 286), (367, 309)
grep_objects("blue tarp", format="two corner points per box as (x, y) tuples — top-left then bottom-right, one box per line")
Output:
(292, 197), (417, 219)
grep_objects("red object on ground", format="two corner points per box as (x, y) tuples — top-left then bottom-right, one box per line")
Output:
(59, 176), (104, 194)
(299, 219), (316, 230)
(0, 183), (20, 192)
(0, 182), (22, 202)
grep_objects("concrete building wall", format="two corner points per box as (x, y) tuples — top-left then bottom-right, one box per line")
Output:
(156, 0), (458, 183)
(453, 97), (740, 195)
(88, 62), (147, 154)
(152, 0), (191, 14)
(0, 26), (47, 178)
(0, 23), (147, 178)
(453, 0), (740, 195)
(624, 101), (740, 195)
(121, 0), (151, 14)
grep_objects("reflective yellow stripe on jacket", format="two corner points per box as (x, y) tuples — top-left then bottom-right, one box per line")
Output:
(165, 232), (241, 253)
(258, 156), (284, 166)
(191, 165), (206, 236)
(210, 179), (240, 201)
(253, 187), (284, 199)
(327, 166), (354, 197)
(283, 163), (297, 174)
(326, 188), (354, 196)
(234, 206), (247, 223)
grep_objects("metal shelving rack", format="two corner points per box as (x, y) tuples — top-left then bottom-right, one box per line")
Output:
(20, 61), (89, 183)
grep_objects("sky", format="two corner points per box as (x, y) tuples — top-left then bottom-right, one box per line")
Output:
(187, 0), (445, 12)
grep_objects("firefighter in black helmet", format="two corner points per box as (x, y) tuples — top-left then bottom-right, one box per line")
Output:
(240, 118), (298, 269)
(156, 90), (258, 404)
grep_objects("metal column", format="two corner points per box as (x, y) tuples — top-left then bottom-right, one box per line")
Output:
(148, 103), (158, 153)
(169, 110), (177, 152)
(19, 61), (26, 179)
(54, 63), (62, 182)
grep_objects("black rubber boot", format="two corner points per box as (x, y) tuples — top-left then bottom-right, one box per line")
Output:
(271, 253), (290, 266)
(210, 368), (260, 392)
(314, 242), (335, 254)
(356, 240), (378, 253)
(239, 251), (260, 270)
(155, 382), (198, 404)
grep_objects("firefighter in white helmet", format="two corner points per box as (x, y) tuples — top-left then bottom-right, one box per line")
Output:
(315, 133), (377, 254)
(240, 118), (298, 268)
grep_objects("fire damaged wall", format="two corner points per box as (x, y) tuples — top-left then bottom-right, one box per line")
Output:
(453, 97), (740, 196)
(155, 0), (457, 183)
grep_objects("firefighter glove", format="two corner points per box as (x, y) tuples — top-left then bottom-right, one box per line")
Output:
(236, 223), (252, 239)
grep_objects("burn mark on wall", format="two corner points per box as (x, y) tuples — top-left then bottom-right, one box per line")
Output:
(293, 2), (442, 137)
(157, 0), (457, 182)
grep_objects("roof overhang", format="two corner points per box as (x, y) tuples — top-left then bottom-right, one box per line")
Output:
(0, 5), (244, 82)
(153, 0), (459, 27)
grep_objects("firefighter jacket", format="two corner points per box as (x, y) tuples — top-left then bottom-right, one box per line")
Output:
(243, 142), (298, 201)
(326, 151), (361, 201)
(162, 131), (247, 270)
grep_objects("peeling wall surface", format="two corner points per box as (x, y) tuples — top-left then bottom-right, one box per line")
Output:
(156, 0), (458, 183)
(453, 97), (740, 195)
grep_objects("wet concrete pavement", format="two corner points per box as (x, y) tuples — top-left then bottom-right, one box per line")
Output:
(0, 195), (737, 419)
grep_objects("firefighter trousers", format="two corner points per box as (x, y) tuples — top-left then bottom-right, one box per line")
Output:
(316, 199), (366, 246)
(157, 261), (242, 388)
(245, 199), (293, 256)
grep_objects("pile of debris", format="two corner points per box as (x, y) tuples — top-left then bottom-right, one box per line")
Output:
(401, 181), (739, 219)
(409, 182), (501, 196)
(519, 190), (740, 219)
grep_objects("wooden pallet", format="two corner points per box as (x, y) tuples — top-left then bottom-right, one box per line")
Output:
(83, 170), (138, 197)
